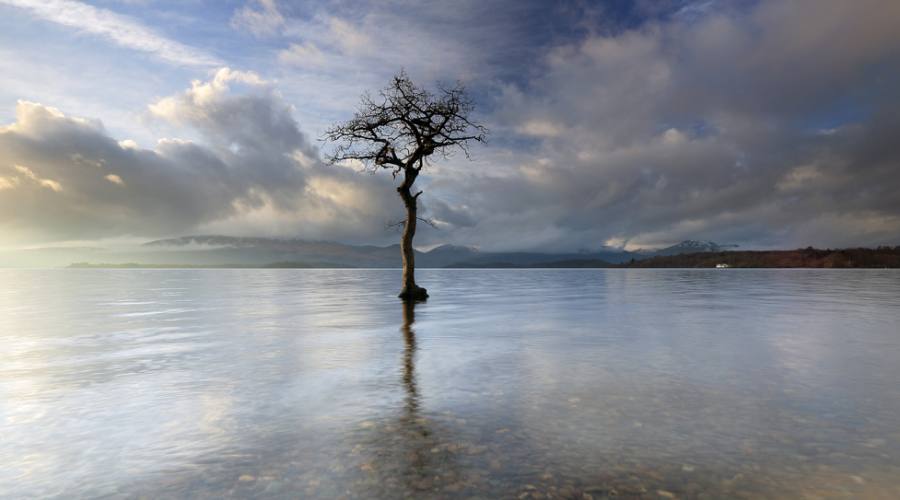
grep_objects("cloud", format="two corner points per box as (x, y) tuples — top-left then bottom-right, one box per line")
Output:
(325, 17), (370, 55)
(3, 0), (899, 250)
(459, 0), (900, 250)
(0, 71), (400, 245)
(517, 120), (565, 138)
(277, 42), (326, 68)
(231, 0), (285, 37)
(146, 68), (312, 209)
(0, 0), (220, 66)
(105, 174), (124, 185)
(13, 164), (63, 192)
(269, 1), (587, 133)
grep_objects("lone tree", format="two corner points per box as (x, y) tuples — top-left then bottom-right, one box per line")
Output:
(325, 72), (486, 301)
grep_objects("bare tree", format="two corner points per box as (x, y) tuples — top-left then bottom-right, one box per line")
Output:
(325, 72), (486, 301)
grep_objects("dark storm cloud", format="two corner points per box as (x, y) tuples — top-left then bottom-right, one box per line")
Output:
(427, 0), (900, 250)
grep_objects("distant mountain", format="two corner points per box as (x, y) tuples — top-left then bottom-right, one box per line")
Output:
(445, 258), (612, 268)
(146, 235), (734, 266)
(417, 244), (481, 267)
(650, 240), (739, 256)
(143, 235), (402, 267)
(1, 234), (746, 268)
(141, 236), (637, 268)
(449, 250), (627, 267)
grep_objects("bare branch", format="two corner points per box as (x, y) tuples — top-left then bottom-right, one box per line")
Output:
(418, 217), (438, 229)
(322, 71), (489, 177)
(386, 216), (438, 230)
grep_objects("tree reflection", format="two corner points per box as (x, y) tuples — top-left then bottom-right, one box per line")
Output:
(396, 298), (440, 491)
(345, 300), (469, 496)
(401, 299), (420, 419)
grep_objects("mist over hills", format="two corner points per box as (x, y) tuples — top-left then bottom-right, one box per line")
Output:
(137, 235), (639, 268)
(2, 235), (747, 268)
(646, 240), (740, 256)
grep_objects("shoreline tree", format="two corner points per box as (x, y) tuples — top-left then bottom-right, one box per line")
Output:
(325, 72), (486, 301)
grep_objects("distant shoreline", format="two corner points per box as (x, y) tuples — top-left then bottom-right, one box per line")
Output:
(65, 247), (900, 269)
(616, 247), (900, 268)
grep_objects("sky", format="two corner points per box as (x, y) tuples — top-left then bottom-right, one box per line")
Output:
(0, 0), (899, 252)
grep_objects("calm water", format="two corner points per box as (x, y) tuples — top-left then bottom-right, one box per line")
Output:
(2, 269), (900, 499)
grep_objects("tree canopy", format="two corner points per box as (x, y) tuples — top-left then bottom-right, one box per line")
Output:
(324, 72), (487, 177)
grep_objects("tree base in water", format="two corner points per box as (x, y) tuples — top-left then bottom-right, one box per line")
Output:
(398, 285), (429, 301)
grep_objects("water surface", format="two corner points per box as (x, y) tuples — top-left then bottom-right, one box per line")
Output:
(2, 269), (900, 498)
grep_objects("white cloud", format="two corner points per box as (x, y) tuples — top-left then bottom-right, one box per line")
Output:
(326, 17), (370, 55)
(0, 0), (220, 66)
(105, 174), (124, 186)
(661, 128), (687, 146)
(0, 73), (400, 245)
(517, 120), (564, 138)
(13, 165), (63, 192)
(149, 68), (269, 121)
(277, 42), (327, 68)
(0, 176), (20, 190)
(231, 0), (285, 37)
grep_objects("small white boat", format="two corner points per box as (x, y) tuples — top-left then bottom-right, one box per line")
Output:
(716, 263), (731, 268)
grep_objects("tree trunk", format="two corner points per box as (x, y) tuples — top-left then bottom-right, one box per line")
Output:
(398, 180), (428, 301)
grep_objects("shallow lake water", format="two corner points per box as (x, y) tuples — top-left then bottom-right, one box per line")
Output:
(2, 269), (900, 499)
